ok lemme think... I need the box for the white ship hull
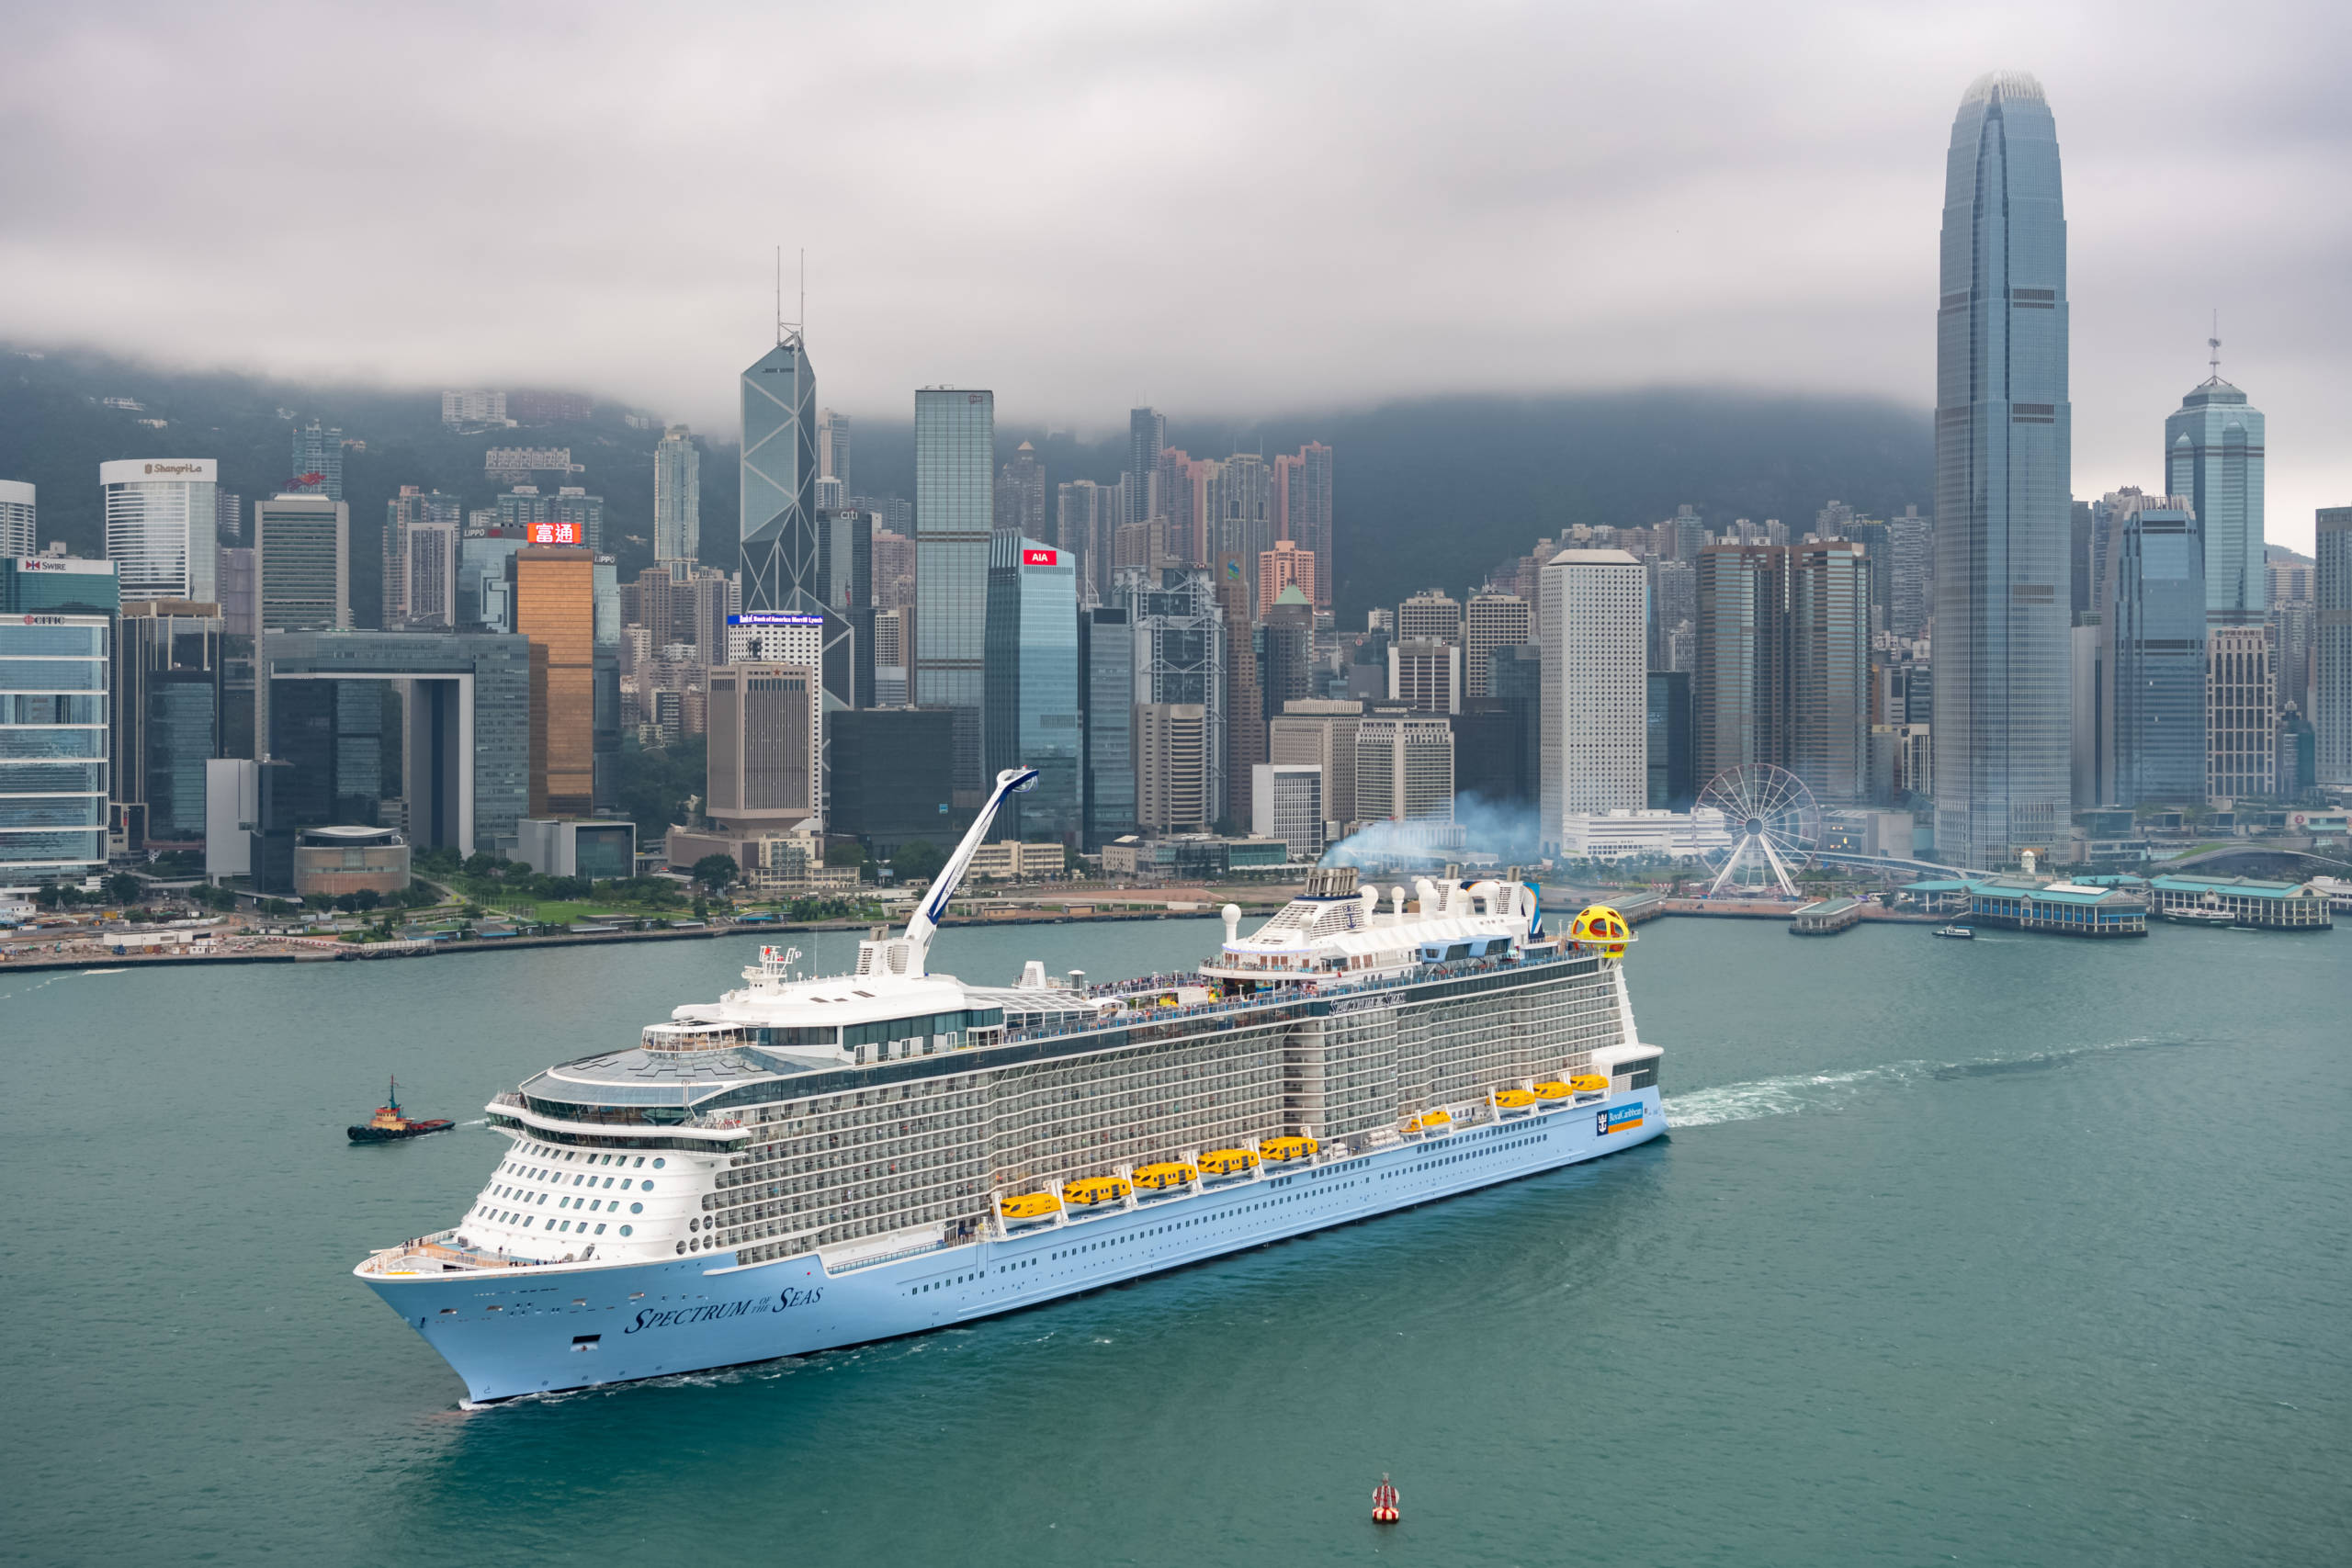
[364,1087,1665,1404]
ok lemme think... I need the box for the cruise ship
[356,769,1667,1403]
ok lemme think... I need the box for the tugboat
[347,1077,454,1143]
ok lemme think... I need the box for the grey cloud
[1,0,2345,541]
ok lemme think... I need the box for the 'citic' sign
[1022,548,1058,566]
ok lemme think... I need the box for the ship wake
[1665,1035,2210,1128]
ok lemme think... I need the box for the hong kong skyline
[3,1,2346,542]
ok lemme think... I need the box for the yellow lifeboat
[1200,1147,1260,1177]
[1062,1176,1132,1206]
[1134,1161,1197,1190]
[1492,1089,1537,1109]
[1531,1080,1574,1100]
[1569,1073,1610,1093]
[1404,1110,1453,1134]
[1568,904,1632,961]
[1000,1191,1062,1221]
[1259,1136,1319,1164]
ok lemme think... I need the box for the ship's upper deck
[489,871,1591,1141]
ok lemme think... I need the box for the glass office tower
[0,613,109,880]
[2165,374,2266,626]
[983,535,1080,842]
[2098,498,2205,806]
[1080,604,1136,850]
[915,388,995,789]
[1933,70,2071,869]
[741,336,820,614]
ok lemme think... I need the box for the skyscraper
[1889,506,1933,641]
[741,336,820,614]
[1463,592,1532,698]
[1269,698,1363,829]
[2206,625,2273,801]
[984,534,1080,843]
[816,408,853,495]
[1214,554,1264,825]
[996,442,1046,544]
[2165,353,2266,626]
[383,485,461,627]
[1258,538,1317,617]
[1273,442,1334,609]
[1538,550,1645,848]
[1788,541,1871,803]
[112,603,226,847]
[2098,495,2204,806]
[0,479,32,555]
[1209,455,1273,606]
[653,424,701,570]
[103,458,219,604]
[254,492,350,632]
[289,419,345,502]
[1125,566,1226,823]
[706,663,820,835]
[0,605,109,881]
[1354,708,1454,823]
[1079,604,1136,850]
[1694,545,1790,783]
[914,388,995,788]
[1057,479,1116,597]
[2313,507,2352,784]
[1396,588,1463,645]
[1260,585,1317,719]
[1134,702,1212,832]
[512,547,597,818]
[1126,408,1167,525]
[1933,71,2071,868]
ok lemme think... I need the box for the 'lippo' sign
[1022,548,1059,566]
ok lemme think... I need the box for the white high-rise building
[1354,709,1454,822]
[102,458,219,604]
[0,479,33,556]
[1539,549,1645,850]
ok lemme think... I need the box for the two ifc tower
[1932,70,2264,871]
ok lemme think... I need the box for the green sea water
[4,917,2346,1566]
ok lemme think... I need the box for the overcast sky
[4,1,2345,545]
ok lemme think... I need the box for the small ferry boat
[1933,925,1975,940]
[348,1077,455,1143]
[2159,906,2235,927]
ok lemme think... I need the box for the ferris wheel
[1698,764,1821,898]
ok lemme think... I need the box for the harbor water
[5,917,2346,1565]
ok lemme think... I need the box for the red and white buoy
[1372,1473,1400,1524]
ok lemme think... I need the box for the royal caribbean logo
[1597,1103,1644,1135]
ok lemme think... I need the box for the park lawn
[486,899,694,926]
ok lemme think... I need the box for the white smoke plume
[1319,794,1545,870]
